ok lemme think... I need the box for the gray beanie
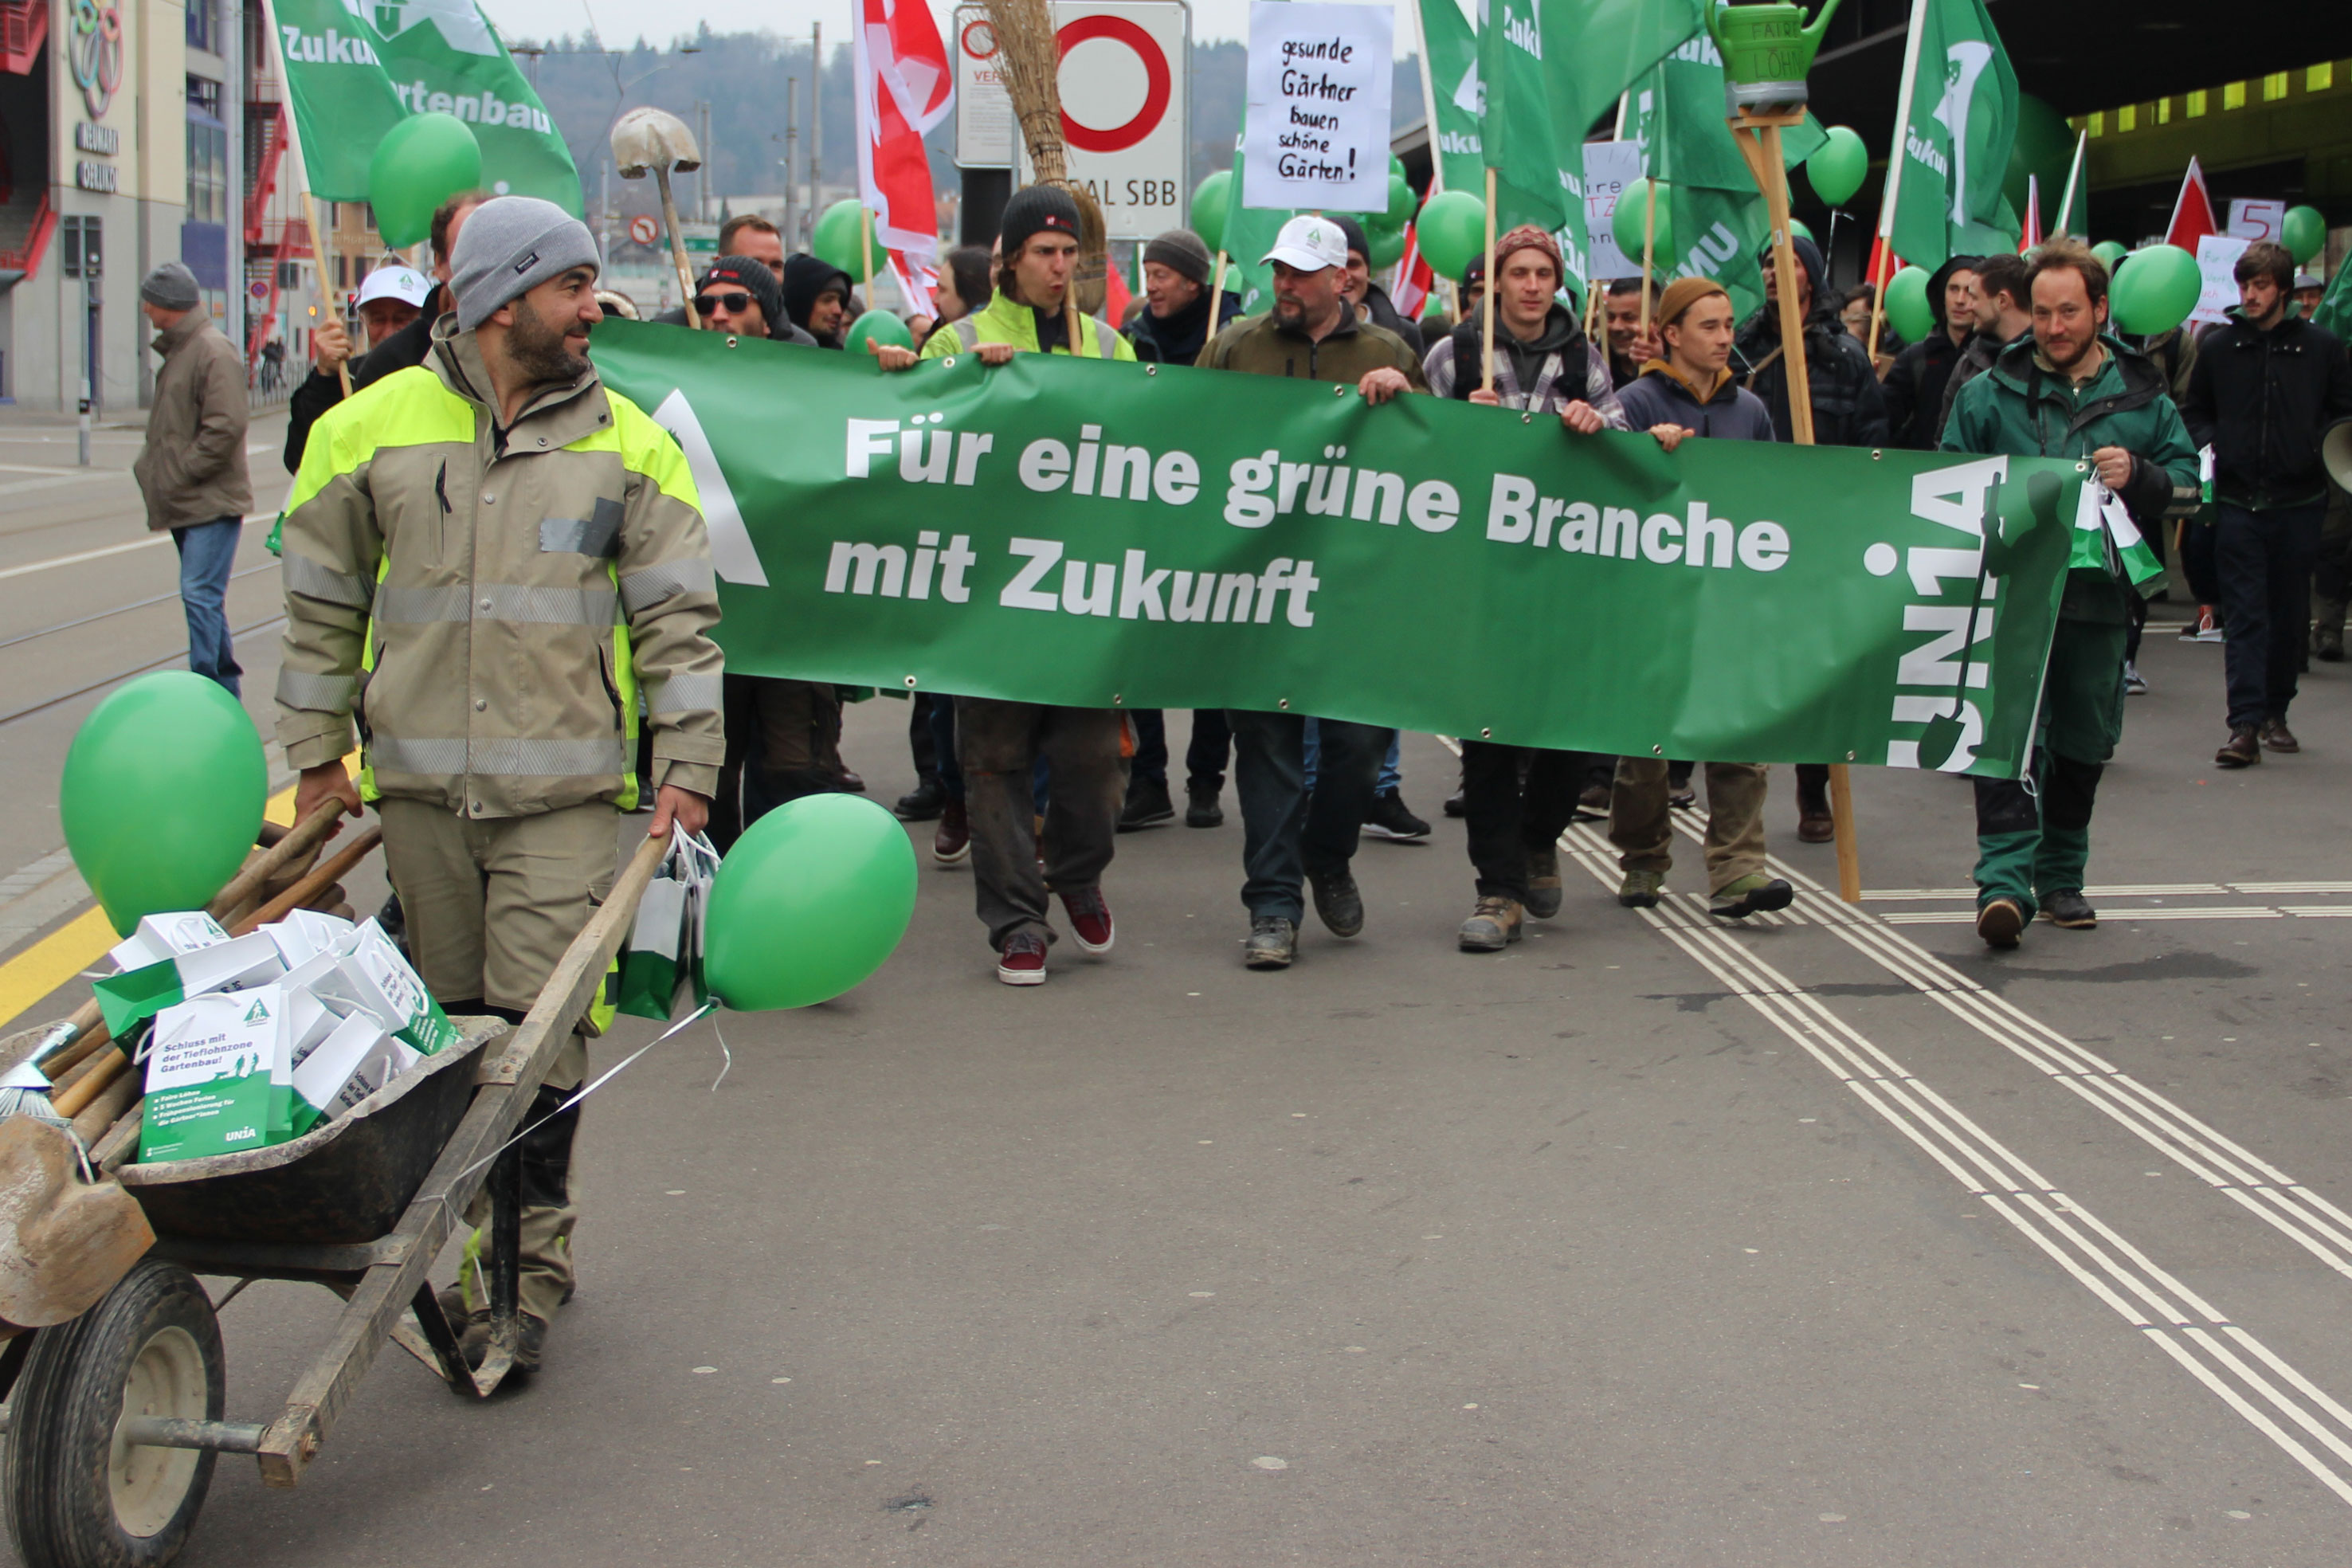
[450,196,599,331]
[1143,229,1212,286]
[139,261,201,312]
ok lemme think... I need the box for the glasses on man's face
[696,292,753,316]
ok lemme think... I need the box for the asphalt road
[3,407,2351,1564]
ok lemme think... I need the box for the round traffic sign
[629,214,659,246]
[1056,15,1170,155]
[960,17,997,59]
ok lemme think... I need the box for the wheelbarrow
[0,832,667,1568]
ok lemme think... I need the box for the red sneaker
[996,931,1049,986]
[1059,887,1115,955]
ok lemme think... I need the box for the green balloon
[1191,171,1232,253]
[1389,154,1407,182]
[842,308,913,354]
[813,199,886,279]
[2282,205,2327,265]
[1805,125,1869,209]
[369,113,483,250]
[1786,218,1813,244]
[2004,93,2074,221]
[1366,222,1406,270]
[1415,188,1487,280]
[1884,265,1936,343]
[1612,178,1674,268]
[702,794,916,1010]
[63,672,266,935]
[2091,240,2129,271]
[1383,173,1418,229]
[2111,244,2201,336]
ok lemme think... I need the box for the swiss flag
[854,0,954,319]
[1390,221,1436,321]
[2165,158,2218,252]
[1865,235,1904,290]
[1103,258,1133,327]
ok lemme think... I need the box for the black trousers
[1460,742,1593,902]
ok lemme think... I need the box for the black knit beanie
[696,256,785,329]
[1000,185,1083,257]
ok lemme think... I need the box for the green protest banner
[589,319,2092,779]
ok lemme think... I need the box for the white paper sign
[1583,141,1644,279]
[2192,233,2250,327]
[1242,0,1393,212]
[2227,199,2285,243]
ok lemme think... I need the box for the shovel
[612,107,706,330]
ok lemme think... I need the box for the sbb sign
[954,1,1190,241]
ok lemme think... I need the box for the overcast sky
[478,0,1443,52]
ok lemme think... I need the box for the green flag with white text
[1476,0,1566,233]
[1887,0,2019,267]
[1538,0,1709,147]
[273,0,582,211]
[1417,0,1483,194]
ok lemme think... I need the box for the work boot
[1523,843,1563,919]
[461,1312,548,1376]
[2040,890,2097,929]
[1710,874,1794,919]
[840,769,867,794]
[1186,785,1225,828]
[1362,788,1432,841]
[1308,866,1366,937]
[1058,887,1115,955]
[1245,916,1297,969]
[2214,726,2262,768]
[2260,717,2300,754]
[996,931,1049,986]
[1976,896,2026,950]
[893,775,946,821]
[1119,776,1175,832]
[1458,896,1525,951]
[1574,783,1610,821]
[1617,869,1663,907]
[934,801,971,863]
[1797,784,1834,844]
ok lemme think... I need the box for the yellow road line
[0,761,343,1031]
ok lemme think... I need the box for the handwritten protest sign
[1242,0,1393,212]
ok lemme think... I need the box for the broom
[981,0,1111,340]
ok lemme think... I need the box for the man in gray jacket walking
[133,261,253,695]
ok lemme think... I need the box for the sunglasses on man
[696,291,755,316]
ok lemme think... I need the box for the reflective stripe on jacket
[274,316,727,818]
[919,290,1137,362]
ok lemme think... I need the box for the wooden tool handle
[229,828,382,936]
[52,1049,127,1119]
[69,1072,139,1146]
[210,800,353,923]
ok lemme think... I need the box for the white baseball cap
[355,265,433,309]
[1261,214,1348,274]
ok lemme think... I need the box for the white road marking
[0,514,273,582]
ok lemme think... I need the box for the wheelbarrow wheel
[2,1260,225,1568]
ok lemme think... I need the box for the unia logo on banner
[351,0,501,54]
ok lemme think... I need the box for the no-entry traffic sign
[954,1,1190,241]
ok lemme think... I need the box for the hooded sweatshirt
[782,254,854,347]
[1616,359,1778,443]
[1424,302,1624,426]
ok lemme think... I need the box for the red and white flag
[2165,157,2218,252]
[1390,221,1436,321]
[853,0,953,319]
[2017,174,2041,254]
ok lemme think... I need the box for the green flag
[1621,37,1825,324]
[2312,258,2352,338]
[1221,135,1292,317]
[274,0,582,211]
[1538,0,1711,149]
[1887,0,2019,267]
[1416,0,1483,195]
[1476,0,1566,233]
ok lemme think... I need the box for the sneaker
[894,776,946,821]
[2215,726,2262,768]
[1458,896,1525,951]
[1710,873,1794,919]
[2181,607,2224,642]
[1245,916,1297,969]
[1362,788,1432,841]
[1118,777,1175,832]
[1442,787,1467,819]
[1523,843,1563,919]
[1185,785,1225,828]
[1059,887,1115,954]
[1976,896,2026,949]
[2040,890,2097,928]
[2123,662,2148,696]
[1617,869,1664,908]
[933,801,971,864]
[1308,866,1365,937]
[2260,717,2300,754]
[1574,783,1610,821]
[996,931,1049,986]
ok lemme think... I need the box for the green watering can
[1706,0,1845,112]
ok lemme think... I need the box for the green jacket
[919,289,1135,362]
[276,317,727,817]
[1942,333,2199,621]
[1198,308,1428,390]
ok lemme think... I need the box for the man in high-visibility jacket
[278,196,727,1374]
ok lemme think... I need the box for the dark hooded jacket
[1731,235,1888,449]
[2178,308,2352,510]
[782,254,854,347]
[1881,256,1982,449]
[1617,360,1778,443]
[1360,281,1425,359]
[282,295,440,475]
[1127,287,1243,365]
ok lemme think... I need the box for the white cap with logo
[355,265,433,309]
[1260,215,1349,274]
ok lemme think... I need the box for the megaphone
[2327,417,2352,493]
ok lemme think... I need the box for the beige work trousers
[1609,759,1770,895]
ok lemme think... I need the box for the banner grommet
[903,676,918,688]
